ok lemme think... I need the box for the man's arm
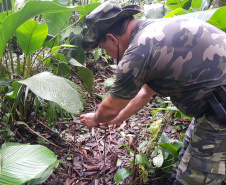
[101,84,155,126]
[80,84,155,128]
[80,92,130,128]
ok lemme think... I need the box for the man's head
[82,0,142,51]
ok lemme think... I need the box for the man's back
[110,18,226,117]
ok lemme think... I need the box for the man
[80,0,226,184]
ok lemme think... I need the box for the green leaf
[78,67,94,91]
[43,11,70,38]
[138,141,148,152]
[0,143,58,184]
[1,142,29,149]
[18,72,83,114]
[122,143,134,155]
[69,58,94,91]
[0,1,86,58]
[164,8,189,18]
[152,108,167,115]
[5,81,23,99]
[166,0,190,10]
[172,140,183,150]
[0,11,13,25]
[94,48,102,61]
[44,34,59,48]
[207,6,226,31]
[79,3,101,18]
[51,53,71,78]
[0,77,13,86]
[57,63,71,79]
[180,133,185,142]
[28,161,58,185]
[160,132,170,144]
[114,168,132,183]
[182,0,192,10]
[191,0,202,9]
[135,153,152,169]
[69,58,83,67]
[15,20,48,56]
[158,143,179,157]
[69,34,85,65]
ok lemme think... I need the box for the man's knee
[175,167,225,185]
[175,151,225,185]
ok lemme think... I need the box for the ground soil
[15,59,226,185]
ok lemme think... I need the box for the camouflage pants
[174,115,226,185]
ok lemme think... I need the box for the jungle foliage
[0,0,225,183]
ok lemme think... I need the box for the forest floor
[17,59,225,185]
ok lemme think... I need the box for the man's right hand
[80,113,99,129]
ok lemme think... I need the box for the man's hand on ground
[80,113,99,129]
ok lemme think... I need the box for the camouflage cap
[82,0,143,51]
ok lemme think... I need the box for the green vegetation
[0,0,225,183]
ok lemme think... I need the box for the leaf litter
[16,59,226,185]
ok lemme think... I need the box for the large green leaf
[79,3,101,18]
[69,59,93,91]
[0,1,101,58]
[0,11,13,25]
[69,34,85,65]
[0,143,58,184]
[207,6,226,31]
[78,67,94,91]
[18,72,83,114]
[15,20,48,57]
[43,11,71,38]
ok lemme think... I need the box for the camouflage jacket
[110,18,226,118]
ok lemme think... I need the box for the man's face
[98,34,118,60]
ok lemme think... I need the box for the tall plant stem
[5,0,8,13]
[26,56,31,77]
[22,55,26,77]
[17,54,20,75]
[5,54,11,78]
[1,1,4,12]
[0,56,2,67]
[9,44,15,75]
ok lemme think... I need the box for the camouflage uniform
[109,18,226,184]
[82,1,226,184]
